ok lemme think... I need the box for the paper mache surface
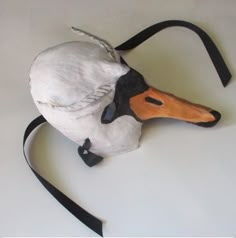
[30,41,142,157]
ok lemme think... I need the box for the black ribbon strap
[116,20,231,87]
[23,115,103,236]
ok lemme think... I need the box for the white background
[0,0,236,236]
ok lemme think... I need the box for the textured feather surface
[30,41,128,112]
[30,41,142,157]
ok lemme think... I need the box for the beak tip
[194,110,221,128]
[210,110,221,123]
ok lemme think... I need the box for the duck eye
[145,96,163,105]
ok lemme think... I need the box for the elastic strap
[116,20,231,87]
[23,20,231,237]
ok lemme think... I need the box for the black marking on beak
[101,68,148,124]
[193,110,221,128]
[101,102,117,124]
[145,96,163,106]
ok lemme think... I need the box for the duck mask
[24,21,231,236]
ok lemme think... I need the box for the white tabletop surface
[0,0,236,237]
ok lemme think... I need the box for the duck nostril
[145,96,163,105]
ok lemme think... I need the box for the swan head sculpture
[29,27,221,160]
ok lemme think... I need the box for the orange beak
[130,87,221,127]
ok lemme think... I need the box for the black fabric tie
[78,138,104,167]
[23,20,231,236]
[23,116,103,236]
[116,20,231,87]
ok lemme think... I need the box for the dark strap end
[78,138,104,167]
[221,71,232,87]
